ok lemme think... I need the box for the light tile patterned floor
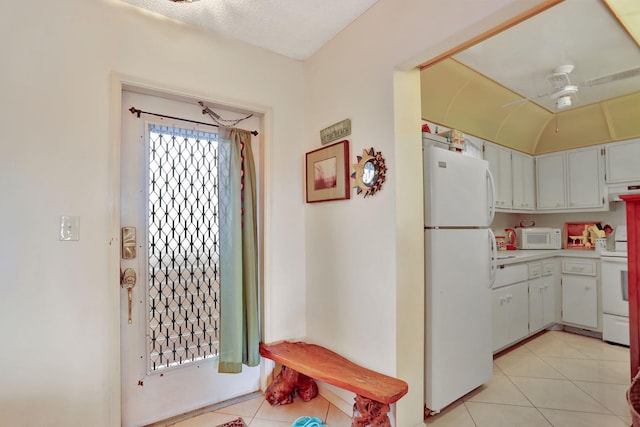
[426,330,632,427]
[171,392,352,427]
[172,331,632,427]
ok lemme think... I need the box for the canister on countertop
[595,238,607,252]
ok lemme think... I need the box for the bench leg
[352,395,391,427]
[264,365,318,406]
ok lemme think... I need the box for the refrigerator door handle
[486,169,496,226]
[488,228,497,288]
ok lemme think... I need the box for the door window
[147,124,221,372]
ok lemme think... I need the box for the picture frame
[305,140,350,203]
[563,222,603,249]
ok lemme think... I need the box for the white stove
[601,225,629,346]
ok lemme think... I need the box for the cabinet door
[542,263,557,326]
[567,147,604,209]
[562,275,598,328]
[536,153,566,210]
[492,281,528,351]
[606,138,640,183]
[492,287,507,352]
[542,276,556,326]
[529,276,544,333]
[512,151,535,210]
[530,273,556,333]
[484,143,512,209]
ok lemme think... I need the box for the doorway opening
[119,89,263,426]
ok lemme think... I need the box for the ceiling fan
[501,64,640,110]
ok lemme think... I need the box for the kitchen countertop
[496,249,602,265]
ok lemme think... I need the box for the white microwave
[516,227,562,250]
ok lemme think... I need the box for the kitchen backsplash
[493,201,627,237]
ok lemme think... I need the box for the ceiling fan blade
[500,90,555,108]
[580,66,640,87]
[501,98,530,108]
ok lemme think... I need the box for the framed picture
[563,222,603,249]
[305,140,350,203]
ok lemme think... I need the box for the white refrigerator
[423,145,497,414]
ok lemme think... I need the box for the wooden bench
[260,341,408,427]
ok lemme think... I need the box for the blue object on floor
[290,416,327,427]
[291,417,310,426]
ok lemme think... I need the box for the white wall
[514,203,627,230]
[492,205,627,252]
[0,1,305,425]
[302,0,548,425]
[0,0,555,425]
[493,203,627,233]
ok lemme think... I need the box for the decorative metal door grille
[147,124,220,371]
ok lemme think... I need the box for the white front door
[120,90,260,426]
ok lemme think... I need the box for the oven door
[601,256,629,317]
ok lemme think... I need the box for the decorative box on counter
[438,129,465,151]
[563,222,604,249]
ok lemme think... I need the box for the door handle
[121,268,136,324]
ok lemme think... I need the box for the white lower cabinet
[492,264,529,352]
[528,260,556,333]
[561,258,599,329]
[492,256,599,354]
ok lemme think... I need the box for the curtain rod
[128,107,259,136]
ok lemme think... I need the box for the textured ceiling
[119,0,380,60]
[420,0,640,155]
[453,0,640,112]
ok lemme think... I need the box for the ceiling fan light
[556,95,572,109]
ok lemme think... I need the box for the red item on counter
[505,228,516,246]
[422,123,431,133]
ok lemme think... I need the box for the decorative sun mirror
[351,147,387,197]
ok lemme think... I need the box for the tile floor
[172,330,633,427]
[426,330,632,427]
[171,391,352,427]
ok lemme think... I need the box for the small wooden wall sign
[320,119,351,145]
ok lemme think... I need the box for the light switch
[60,216,80,241]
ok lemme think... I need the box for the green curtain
[218,127,260,373]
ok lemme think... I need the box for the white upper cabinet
[512,151,535,211]
[484,142,512,209]
[567,147,605,209]
[536,152,566,210]
[605,138,640,183]
[536,146,606,211]
[479,140,609,213]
